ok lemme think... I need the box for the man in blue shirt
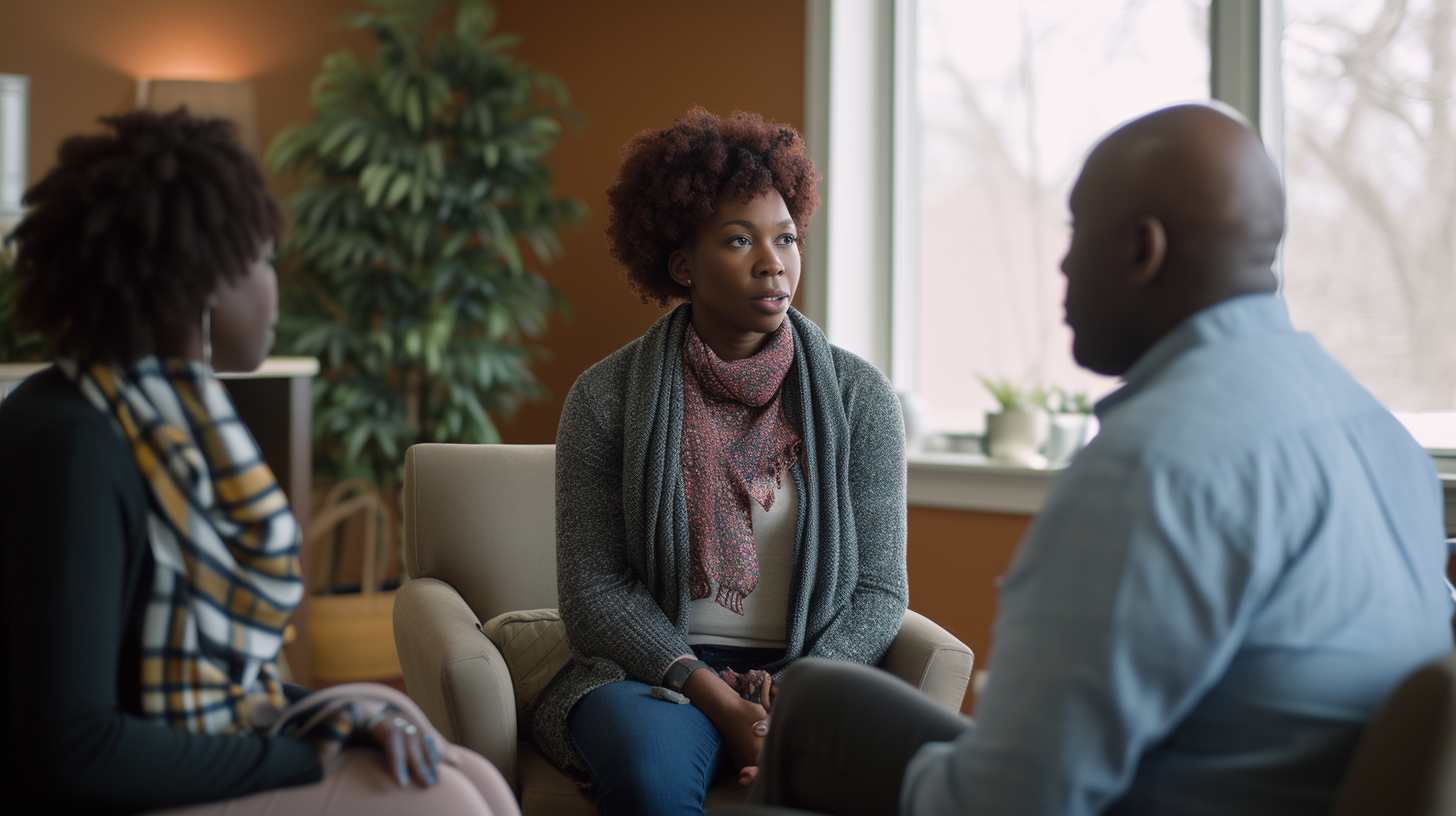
[738,105,1454,815]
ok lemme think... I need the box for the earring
[201,309,212,368]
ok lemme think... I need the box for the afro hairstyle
[605,108,820,306]
[10,107,281,365]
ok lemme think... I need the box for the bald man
[731,106,1454,816]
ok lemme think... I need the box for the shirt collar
[1094,293,1293,418]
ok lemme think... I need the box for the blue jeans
[568,646,784,816]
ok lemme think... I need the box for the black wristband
[662,659,710,693]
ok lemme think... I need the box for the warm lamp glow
[138,79,258,154]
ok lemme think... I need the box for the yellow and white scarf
[61,357,303,734]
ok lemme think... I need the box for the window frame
[802,0,1277,391]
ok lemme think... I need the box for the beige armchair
[393,443,975,815]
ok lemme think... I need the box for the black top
[0,368,321,815]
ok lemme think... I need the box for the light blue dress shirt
[902,294,1453,816]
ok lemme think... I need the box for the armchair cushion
[480,609,572,725]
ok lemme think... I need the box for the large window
[912,0,1210,433]
[809,0,1456,453]
[1282,0,1456,429]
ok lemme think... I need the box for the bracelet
[661,658,710,693]
[363,704,399,732]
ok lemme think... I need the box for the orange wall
[908,506,1030,711]
[0,0,371,198]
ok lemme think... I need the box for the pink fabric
[680,322,800,614]
[144,746,517,816]
[144,682,520,816]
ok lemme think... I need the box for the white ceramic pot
[1044,412,1092,465]
[985,408,1042,464]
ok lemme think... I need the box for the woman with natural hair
[529,108,908,815]
[0,109,516,816]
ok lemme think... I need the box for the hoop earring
[201,309,212,368]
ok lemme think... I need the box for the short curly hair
[10,107,281,365]
[606,108,820,305]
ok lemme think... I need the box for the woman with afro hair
[0,109,518,815]
[530,108,908,815]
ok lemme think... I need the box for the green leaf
[482,206,522,273]
[384,171,414,207]
[405,84,425,133]
[454,0,495,41]
[440,229,470,259]
[340,132,371,166]
[424,141,445,178]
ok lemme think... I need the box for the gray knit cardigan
[529,304,908,780]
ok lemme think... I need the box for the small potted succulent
[1043,387,1096,465]
[977,374,1047,465]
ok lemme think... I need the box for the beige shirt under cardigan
[687,477,799,649]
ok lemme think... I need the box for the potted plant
[977,374,1047,465]
[1043,386,1096,465]
[266,0,586,682]
[268,0,586,490]
[0,244,46,365]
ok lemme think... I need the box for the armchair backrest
[402,443,558,620]
[1330,648,1456,815]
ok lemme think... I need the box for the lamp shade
[0,74,28,235]
[138,79,258,154]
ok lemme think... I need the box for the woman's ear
[667,248,693,290]
[1127,215,1166,287]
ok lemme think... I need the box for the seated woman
[0,109,516,816]
[527,108,909,816]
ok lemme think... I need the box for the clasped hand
[685,669,780,786]
[305,701,441,787]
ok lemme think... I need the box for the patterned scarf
[680,322,801,614]
[60,357,303,735]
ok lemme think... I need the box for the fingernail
[426,767,438,786]
[398,762,408,787]
[425,734,439,763]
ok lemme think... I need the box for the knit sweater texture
[529,305,909,779]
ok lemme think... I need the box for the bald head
[1060,104,1285,375]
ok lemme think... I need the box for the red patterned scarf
[681,322,801,614]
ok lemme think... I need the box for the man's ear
[1127,215,1166,287]
[667,248,693,289]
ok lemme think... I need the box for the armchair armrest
[878,609,975,713]
[393,577,519,787]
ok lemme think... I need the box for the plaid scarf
[60,357,302,734]
[680,323,800,614]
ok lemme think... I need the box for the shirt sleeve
[3,404,321,813]
[901,448,1265,816]
[554,376,695,686]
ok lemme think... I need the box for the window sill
[909,452,1456,531]
[907,452,1059,515]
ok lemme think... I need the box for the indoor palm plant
[266,0,585,681]
[268,0,585,492]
